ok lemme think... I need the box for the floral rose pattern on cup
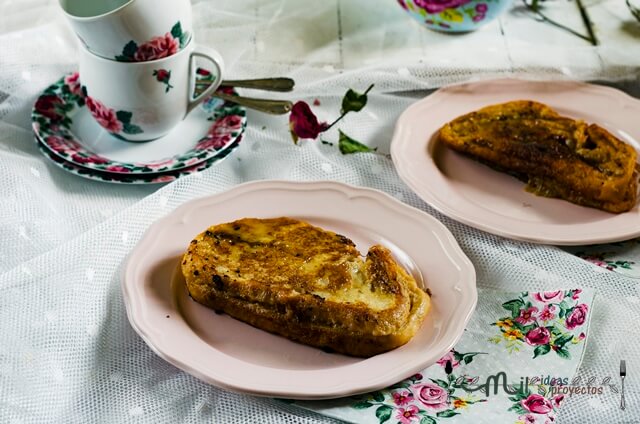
[85,96,123,134]
[350,349,487,423]
[489,290,589,359]
[115,22,189,62]
[84,93,143,136]
[153,69,174,92]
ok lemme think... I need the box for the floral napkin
[566,238,640,279]
[291,288,595,424]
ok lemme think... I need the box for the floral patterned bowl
[397,0,512,32]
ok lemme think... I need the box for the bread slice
[181,217,430,357]
[438,100,639,213]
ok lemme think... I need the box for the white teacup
[60,0,192,62]
[79,40,224,142]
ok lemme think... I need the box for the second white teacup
[79,40,224,142]
[60,0,192,62]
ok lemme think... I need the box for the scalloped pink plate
[391,79,640,245]
[122,181,476,399]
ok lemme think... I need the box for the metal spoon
[214,91,293,115]
[220,77,295,92]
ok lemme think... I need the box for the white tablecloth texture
[1,0,639,422]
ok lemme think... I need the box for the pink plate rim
[391,78,640,246]
[121,180,477,399]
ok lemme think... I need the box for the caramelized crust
[438,100,639,213]
[182,217,430,357]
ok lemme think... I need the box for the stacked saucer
[32,69,246,184]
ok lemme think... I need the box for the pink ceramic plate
[122,180,476,399]
[391,79,640,245]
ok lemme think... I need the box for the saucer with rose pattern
[35,134,242,184]
[32,69,246,174]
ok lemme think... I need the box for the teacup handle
[186,46,225,115]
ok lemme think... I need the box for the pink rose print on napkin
[392,390,414,406]
[85,96,123,134]
[565,304,588,330]
[516,306,539,325]
[533,291,564,303]
[522,394,553,414]
[490,289,591,359]
[511,391,560,423]
[525,327,551,346]
[413,0,472,14]
[396,405,420,424]
[552,394,565,408]
[538,305,556,322]
[347,350,486,422]
[412,383,449,412]
[436,351,460,369]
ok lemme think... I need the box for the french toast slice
[438,100,639,213]
[181,217,430,357]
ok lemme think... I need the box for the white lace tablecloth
[1,0,639,423]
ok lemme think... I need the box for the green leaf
[420,416,437,424]
[559,299,573,310]
[389,382,411,390]
[116,110,132,124]
[555,347,571,359]
[171,21,183,39]
[436,410,459,418]
[371,391,385,402]
[123,123,143,135]
[179,32,189,48]
[341,84,374,114]
[375,405,393,424]
[352,401,373,409]
[502,299,525,318]
[122,40,138,59]
[430,379,449,389]
[533,344,551,358]
[338,130,376,154]
[555,333,574,347]
[508,404,527,415]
